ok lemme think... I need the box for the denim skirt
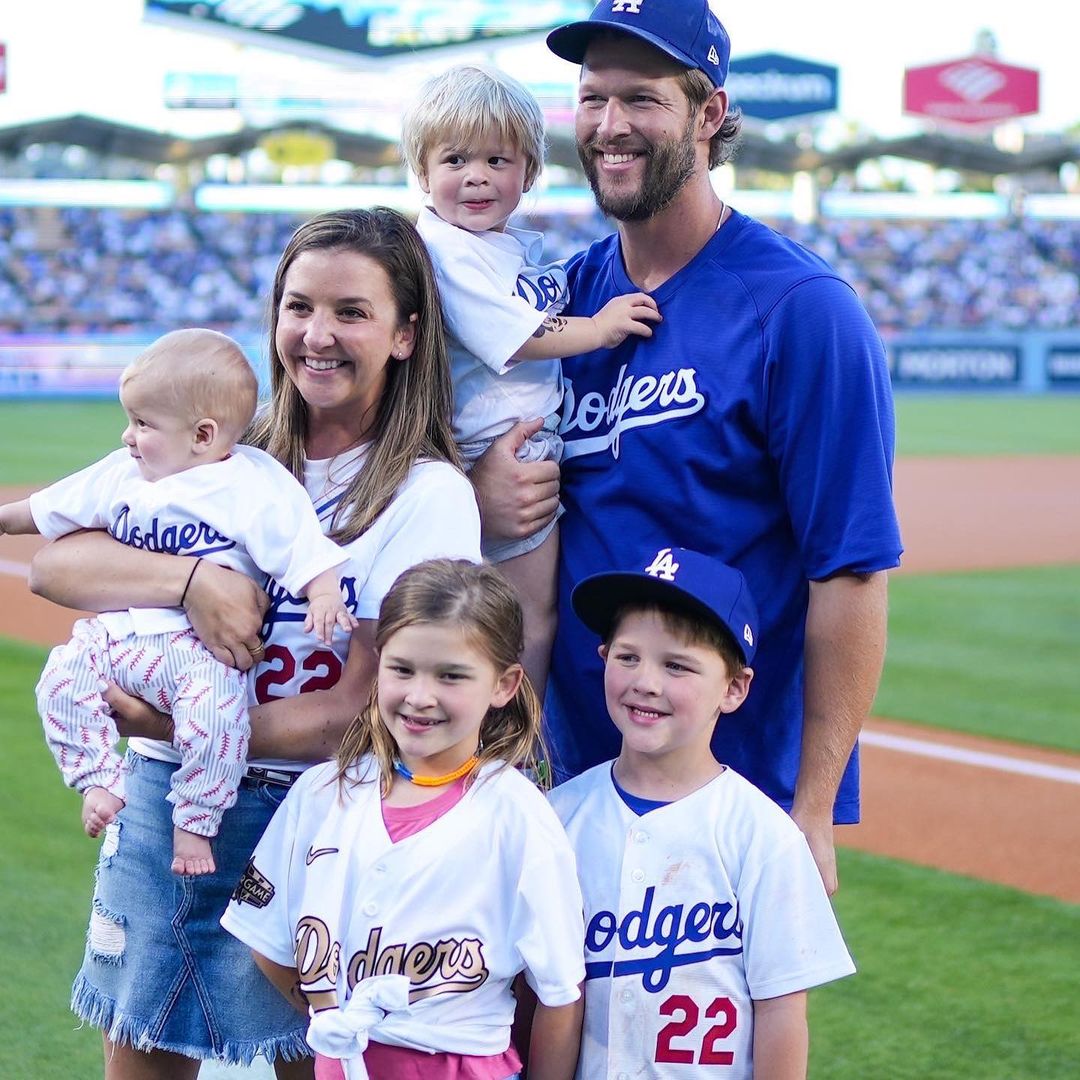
[71,752,310,1064]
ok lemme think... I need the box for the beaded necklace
[392,754,479,787]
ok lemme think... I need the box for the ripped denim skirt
[71,751,310,1065]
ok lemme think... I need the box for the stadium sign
[903,56,1039,125]
[145,1,591,62]
[725,53,838,121]
[890,345,1020,387]
[1047,350,1080,385]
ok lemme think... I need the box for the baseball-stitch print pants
[36,617,249,837]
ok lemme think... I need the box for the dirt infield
[2,455,1079,903]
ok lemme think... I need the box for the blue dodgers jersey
[548,211,903,821]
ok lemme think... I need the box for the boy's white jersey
[550,763,855,1079]
[222,757,585,1055]
[28,445,348,639]
[417,206,566,444]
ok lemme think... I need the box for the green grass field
[0,400,126,486]
[3,636,1077,1079]
[1,394,1077,1076]
[876,565,1080,752]
[0,393,1078,486]
[894,393,1080,456]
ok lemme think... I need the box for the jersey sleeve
[27,449,131,539]
[220,782,304,969]
[353,463,481,620]
[509,796,586,1007]
[738,829,856,1000]
[762,276,903,579]
[421,222,548,373]
[239,455,351,597]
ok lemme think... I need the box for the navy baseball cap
[547,0,731,89]
[572,546,758,665]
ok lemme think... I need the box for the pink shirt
[313,778,522,1080]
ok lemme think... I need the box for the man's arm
[791,570,888,895]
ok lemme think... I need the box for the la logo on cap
[644,547,679,581]
[612,0,645,13]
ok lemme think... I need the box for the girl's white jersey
[222,757,585,1055]
[550,763,855,1079]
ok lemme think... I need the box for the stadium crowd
[2,205,1077,336]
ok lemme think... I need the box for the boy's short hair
[572,546,759,667]
[604,600,747,676]
[121,328,257,443]
[401,64,547,189]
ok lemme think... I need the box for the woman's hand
[183,560,270,671]
[104,681,175,742]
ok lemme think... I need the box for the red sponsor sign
[0,43,6,95]
[904,55,1039,125]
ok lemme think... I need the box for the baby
[0,328,357,874]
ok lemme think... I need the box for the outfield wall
[1,330,1078,398]
[886,330,1080,392]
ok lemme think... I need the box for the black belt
[241,766,302,789]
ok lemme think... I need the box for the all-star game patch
[232,858,275,908]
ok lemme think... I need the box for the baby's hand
[591,292,661,348]
[304,592,359,645]
[82,787,125,838]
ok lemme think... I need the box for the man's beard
[578,118,697,222]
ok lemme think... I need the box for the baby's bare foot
[172,827,216,876]
[82,787,125,838]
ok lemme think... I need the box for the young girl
[401,65,662,697]
[221,559,585,1079]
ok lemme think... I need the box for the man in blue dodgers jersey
[475,0,902,895]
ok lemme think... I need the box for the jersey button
[363,902,378,916]
[631,868,645,883]
[620,988,633,1004]
[634,831,649,844]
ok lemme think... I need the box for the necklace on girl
[393,755,479,787]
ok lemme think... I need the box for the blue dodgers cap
[547,0,730,89]
[572,546,758,665]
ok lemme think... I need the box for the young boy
[0,328,358,875]
[401,64,661,696]
[550,546,855,1079]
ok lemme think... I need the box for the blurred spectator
[1,206,1077,336]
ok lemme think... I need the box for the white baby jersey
[550,763,855,1079]
[28,445,348,640]
[222,757,585,1055]
[417,206,566,443]
[123,448,478,770]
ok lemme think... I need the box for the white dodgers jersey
[550,764,855,1078]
